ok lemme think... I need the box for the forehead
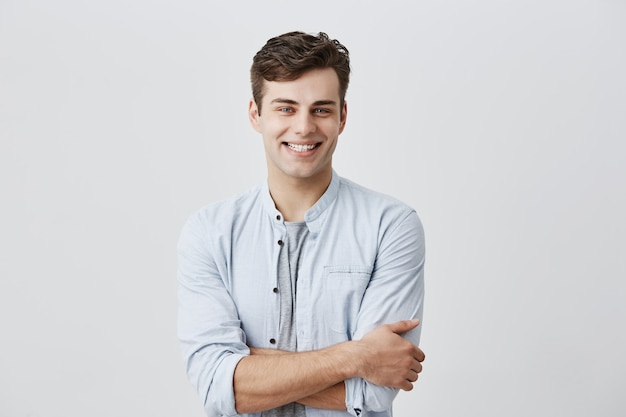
[262,68,341,105]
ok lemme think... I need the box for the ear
[338,100,348,134]
[248,98,262,133]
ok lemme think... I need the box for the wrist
[330,340,363,380]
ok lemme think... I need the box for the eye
[313,108,330,114]
[278,107,294,113]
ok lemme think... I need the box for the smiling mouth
[284,142,320,152]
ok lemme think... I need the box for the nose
[294,111,316,136]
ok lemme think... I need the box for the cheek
[323,117,343,132]
[324,124,343,138]
[263,118,289,134]
[261,121,291,144]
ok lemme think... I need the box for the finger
[387,319,420,334]
[414,347,426,362]
[400,380,414,391]
[411,361,423,374]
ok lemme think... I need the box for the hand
[355,319,425,391]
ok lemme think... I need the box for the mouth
[284,142,321,152]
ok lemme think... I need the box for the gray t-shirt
[262,222,309,417]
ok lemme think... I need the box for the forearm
[234,343,356,413]
[297,382,346,410]
[247,348,346,410]
[235,320,423,414]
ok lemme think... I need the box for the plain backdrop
[1,1,625,416]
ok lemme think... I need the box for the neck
[268,170,332,222]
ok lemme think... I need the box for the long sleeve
[177,212,250,417]
[344,210,425,415]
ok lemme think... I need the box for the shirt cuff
[345,375,398,415]
[344,377,364,416]
[209,353,247,417]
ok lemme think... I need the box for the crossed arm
[234,320,425,414]
[178,209,425,415]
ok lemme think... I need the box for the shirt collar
[261,170,340,236]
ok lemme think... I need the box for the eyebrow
[270,98,337,107]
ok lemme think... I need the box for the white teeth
[287,143,317,152]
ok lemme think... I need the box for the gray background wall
[1,1,624,416]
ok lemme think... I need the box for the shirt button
[276,215,281,221]
[277,239,284,246]
[273,287,279,293]
[269,338,276,344]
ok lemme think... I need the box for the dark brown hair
[250,31,350,114]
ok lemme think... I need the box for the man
[178,31,425,417]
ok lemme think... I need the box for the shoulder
[336,175,416,217]
[332,174,425,252]
[332,175,423,237]
[181,183,264,236]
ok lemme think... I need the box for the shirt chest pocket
[321,265,372,338]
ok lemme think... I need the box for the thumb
[387,319,420,334]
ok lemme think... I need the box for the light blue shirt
[177,171,425,417]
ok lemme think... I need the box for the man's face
[249,68,347,185]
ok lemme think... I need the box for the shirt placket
[266,211,286,348]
